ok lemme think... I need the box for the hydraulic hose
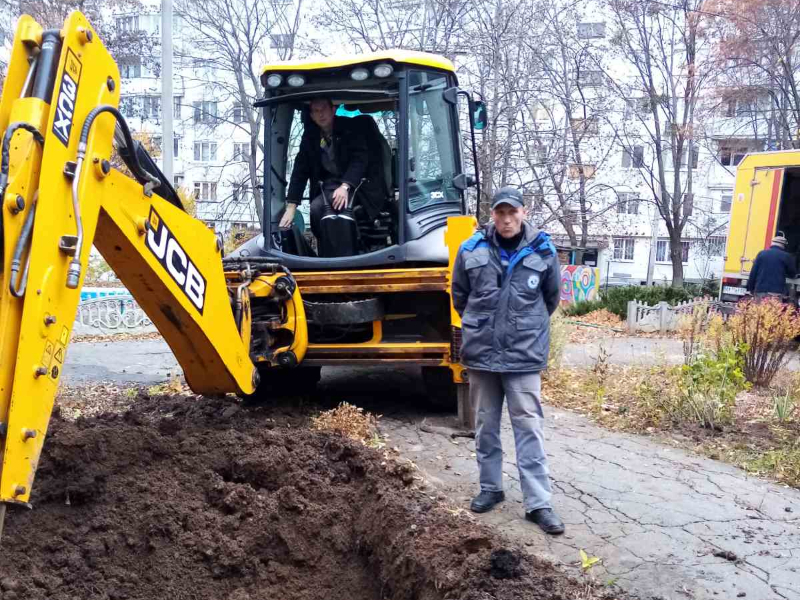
[0,123,45,266]
[65,105,164,288]
[9,197,37,297]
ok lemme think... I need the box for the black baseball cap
[491,186,524,209]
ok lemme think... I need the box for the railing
[74,296,157,336]
[626,297,734,333]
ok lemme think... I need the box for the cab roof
[260,49,456,76]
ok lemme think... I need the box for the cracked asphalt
[65,339,800,599]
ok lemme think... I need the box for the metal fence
[74,296,157,336]
[626,297,734,334]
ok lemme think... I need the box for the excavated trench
[0,391,599,600]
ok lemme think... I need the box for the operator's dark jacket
[452,222,561,373]
[746,245,796,295]
[286,116,386,219]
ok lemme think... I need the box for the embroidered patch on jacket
[527,274,540,290]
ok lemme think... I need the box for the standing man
[746,235,796,300]
[451,186,564,535]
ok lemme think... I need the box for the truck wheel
[241,366,321,403]
[422,366,458,409]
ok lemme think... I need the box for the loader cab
[242,51,483,270]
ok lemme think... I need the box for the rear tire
[422,366,458,409]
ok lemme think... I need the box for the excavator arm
[0,12,306,536]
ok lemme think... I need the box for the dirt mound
[0,391,604,600]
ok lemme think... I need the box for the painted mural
[560,266,600,305]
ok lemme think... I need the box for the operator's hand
[331,184,349,210]
[279,203,297,230]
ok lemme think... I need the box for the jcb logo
[145,208,207,314]
[52,50,82,146]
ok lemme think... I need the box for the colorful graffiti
[560,266,599,305]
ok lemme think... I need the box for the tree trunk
[670,234,684,288]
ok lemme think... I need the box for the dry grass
[543,365,800,489]
[310,401,381,442]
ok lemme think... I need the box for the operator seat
[348,114,395,250]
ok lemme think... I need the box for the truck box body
[721,151,800,302]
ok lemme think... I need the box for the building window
[719,192,733,213]
[193,181,218,202]
[270,33,295,49]
[174,174,184,188]
[119,96,137,118]
[193,141,217,162]
[233,142,250,161]
[621,145,644,168]
[142,96,160,119]
[577,22,606,39]
[578,70,603,87]
[193,101,218,124]
[656,239,690,263]
[568,164,596,179]
[664,144,699,170]
[570,117,599,136]
[232,102,247,123]
[624,97,650,120]
[616,192,639,215]
[120,56,142,79]
[232,184,249,203]
[174,96,182,119]
[173,136,180,159]
[718,145,749,167]
[706,236,726,256]
[116,15,139,32]
[613,237,635,261]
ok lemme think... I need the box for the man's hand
[331,184,349,210]
[279,203,297,229]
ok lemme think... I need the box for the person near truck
[451,186,565,535]
[746,235,796,299]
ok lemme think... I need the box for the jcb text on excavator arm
[0,12,306,537]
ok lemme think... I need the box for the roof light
[287,74,306,87]
[266,73,283,87]
[350,67,369,81]
[373,63,393,78]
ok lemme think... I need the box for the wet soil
[0,391,607,600]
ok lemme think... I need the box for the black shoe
[470,491,505,513]
[525,508,565,535]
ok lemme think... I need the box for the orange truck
[721,150,800,302]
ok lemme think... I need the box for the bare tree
[602,0,714,287]
[710,0,800,150]
[175,0,307,228]
[1,0,157,72]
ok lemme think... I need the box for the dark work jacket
[451,222,561,373]
[746,245,796,294]
[286,116,386,219]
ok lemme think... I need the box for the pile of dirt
[0,392,608,600]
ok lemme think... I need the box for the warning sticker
[41,341,54,369]
[60,326,70,346]
[54,345,65,365]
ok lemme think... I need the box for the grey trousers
[470,369,552,511]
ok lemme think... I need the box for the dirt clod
[713,549,738,561]
[1,391,614,599]
[490,548,523,579]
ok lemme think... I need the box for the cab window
[408,70,459,212]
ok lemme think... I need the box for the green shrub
[562,299,605,317]
[678,343,748,430]
[600,285,695,318]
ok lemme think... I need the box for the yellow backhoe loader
[0,12,487,536]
